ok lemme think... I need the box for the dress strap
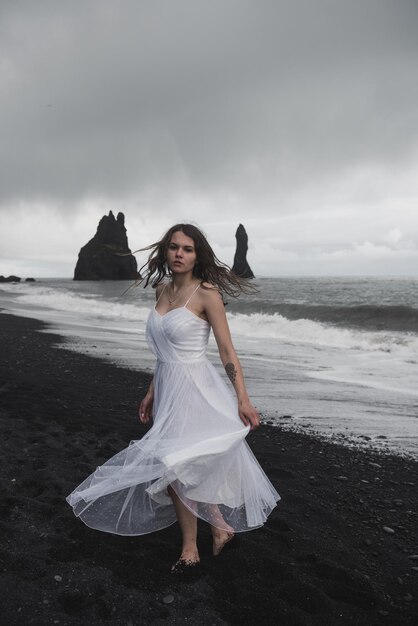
[154,283,168,307]
[184,282,201,307]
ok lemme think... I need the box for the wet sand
[0,312,417,625]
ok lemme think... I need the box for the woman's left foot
[212,531,235,556]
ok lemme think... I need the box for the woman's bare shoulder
[155,282,167,299]
[198,282,223,306]
[200,281,220,294]
[199,280,215,289]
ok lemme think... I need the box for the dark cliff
[74,211,138,280]
[232,224,254,278]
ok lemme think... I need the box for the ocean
[1,276,418,458]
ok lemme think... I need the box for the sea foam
[3,282,418,358]
[226,311,418,355]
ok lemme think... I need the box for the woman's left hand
[239,399,261,430]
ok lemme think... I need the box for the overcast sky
[1,0,418,277]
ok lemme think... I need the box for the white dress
[66,286,280,535]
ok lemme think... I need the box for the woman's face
[166,230,197,276]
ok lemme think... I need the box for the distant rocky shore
[0,275,35,283]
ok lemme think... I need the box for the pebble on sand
[163,595,174,605]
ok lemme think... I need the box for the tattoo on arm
[225,362,237,385]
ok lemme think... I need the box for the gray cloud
[1,1,418,275]
[1,0,418,204]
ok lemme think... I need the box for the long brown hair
[136,223,255,297]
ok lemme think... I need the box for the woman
[67,224,280,574]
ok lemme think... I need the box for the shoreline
[1,312,417,624]
[2,280,418,460]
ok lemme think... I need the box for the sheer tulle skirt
[67,358,280,536]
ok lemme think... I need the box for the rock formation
[0,275,21,283]
[232,224,254,278]
[74,211,138,280]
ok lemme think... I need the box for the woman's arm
[202,287,260,430]
[139,378,154,424]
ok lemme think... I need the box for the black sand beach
[1,312,417,625]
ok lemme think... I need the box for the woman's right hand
[138,392,154,424]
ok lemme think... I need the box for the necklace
[167,281,197,305]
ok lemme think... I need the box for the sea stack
[74,211,138,280]
[232,224,254,278]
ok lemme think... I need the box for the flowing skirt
[66,358,280,536]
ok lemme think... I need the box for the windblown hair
[135,223,255,297]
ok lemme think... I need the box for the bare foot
[211,528,235,556]
[181,547,200,562]
[171,547,200,572]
